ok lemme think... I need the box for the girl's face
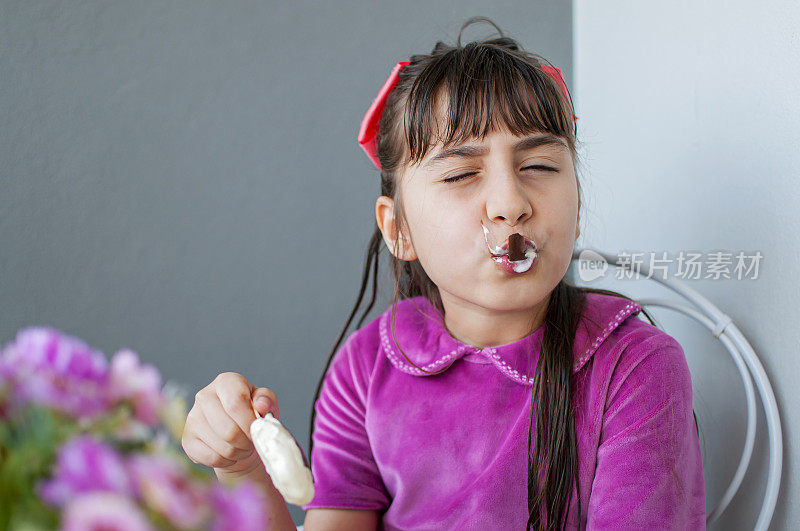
[375,123,580,347]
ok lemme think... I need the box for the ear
[375,196,418,261]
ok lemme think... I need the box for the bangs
[403,46,575,165]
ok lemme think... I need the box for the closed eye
[442,165,558,183]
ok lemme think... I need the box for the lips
[498,238,537,254]
[496,251,538,273]
[491,237,538,258]
[481,222,539,259]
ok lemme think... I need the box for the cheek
[417,212,472,267]
[406,186,468,237]
[406,199,473,271]
[539,190,579,245]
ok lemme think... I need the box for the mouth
[480,222,540,274]
[493,238,538,259]
[487,236,539,261]
[494,249,538,274]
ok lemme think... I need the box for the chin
[454,285,551,312]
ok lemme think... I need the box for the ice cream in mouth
[482,223,539,258]
[481,222,539,274]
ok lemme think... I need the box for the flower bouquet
[0,327,271,530]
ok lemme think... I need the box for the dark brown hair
[308,16,699,530]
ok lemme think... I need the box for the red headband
[357,61,577,171]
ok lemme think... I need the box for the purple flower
[37,435,135,507]
[210,481,271,531]
[128,453,210,529]
[0,327,111,419]
[108,349,165,426]
[60,491,154,531]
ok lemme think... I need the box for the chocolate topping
[508,233,526,261]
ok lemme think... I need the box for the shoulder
[577,291,693,404]
[576,291,683,363]
[331,295,445,377]
[325,310,385,389]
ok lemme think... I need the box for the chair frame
[571,248,782,530]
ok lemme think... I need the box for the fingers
[197,385,252,451]
[212,375,262,443]
[181,372,283,473]
[182,405,242,468]
[252,387,280,420]
[183,432,237,469]
[195,399,254,459]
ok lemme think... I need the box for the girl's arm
[217,465,381,530]
[215,462,298,530]
[301,332,391,516]
[586,337,706,529]
[303,508,380,530]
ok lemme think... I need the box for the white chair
[571,248,782,530]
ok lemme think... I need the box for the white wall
[573,1,799,529]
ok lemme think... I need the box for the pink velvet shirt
[301,293,706,529]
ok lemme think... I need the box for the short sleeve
[301,333,390,512]
[586,337,706,530]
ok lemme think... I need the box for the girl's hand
[181,371,281,482]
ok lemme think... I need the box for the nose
[484,168,532,226]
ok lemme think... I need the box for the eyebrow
[422,134,568,169]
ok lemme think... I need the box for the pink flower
[37,435,135,507]
[108,349,165,426]
[60,491,154,531]
[0,327,111,420]
[210,481,271,531]
[127,453,210,529]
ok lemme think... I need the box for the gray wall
[574,1,799,529]
[0,1,572,524]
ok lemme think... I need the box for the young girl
[302,17,706,529]
[182,16,706,531]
